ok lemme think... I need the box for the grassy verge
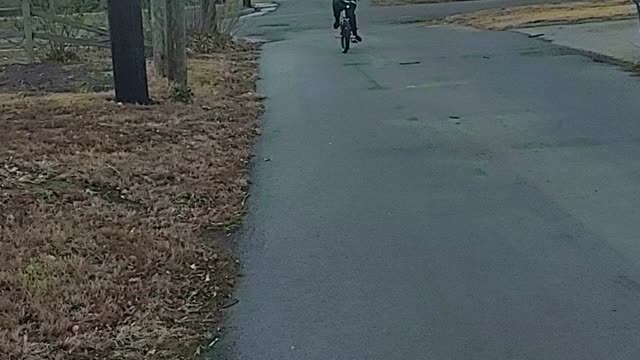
[432,0,635,30]
[373,0,473,6]
[0,44,262,359]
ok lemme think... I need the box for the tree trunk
[167,0,187,89]
[150,0,167,76]
[107,0,150,104]
[22,0,34,63]
[200,0,217,33]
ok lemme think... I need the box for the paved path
[519,19,640,65]
[239,0,573,39]
[213,1,640,359]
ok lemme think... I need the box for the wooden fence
[1,0,248,64]
[0,0,109,62]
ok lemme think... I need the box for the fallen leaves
[0,46,263,359]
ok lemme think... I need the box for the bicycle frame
[338,0,357,53]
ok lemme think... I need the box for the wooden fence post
[21,0,34,63]
[150,0,167,77]
[167,0,187,90]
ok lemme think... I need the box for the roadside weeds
[0,45,263,359]
[432,0,635,30]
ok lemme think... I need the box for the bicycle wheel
[341,20,351,54]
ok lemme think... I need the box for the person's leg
[332,0,342,29]
[347,4,362,41]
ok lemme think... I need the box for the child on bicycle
[332,0,362,42]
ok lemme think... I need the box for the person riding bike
[332,0,363,42]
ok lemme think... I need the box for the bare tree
[167,0,187,90]
[150,0,167,76]
[197,0,217,33]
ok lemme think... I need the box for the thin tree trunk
[200,0,217,33]
[167,0,187,89]
[22,0,34,63]
[150,0,167,76]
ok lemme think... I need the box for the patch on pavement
[512,137,603,151]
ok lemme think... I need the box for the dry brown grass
[435,0,635,30]
[0,46,263,359]
[372,0,472,7]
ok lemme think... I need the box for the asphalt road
[238,0,573,39]
[212,1,640,359]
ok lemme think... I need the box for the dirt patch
[0,44,263,359]
[433,0,635,30]
[0,61,112,93]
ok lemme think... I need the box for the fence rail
[1,0,250,63]
[0,7,20,17]
[0,0,110,62]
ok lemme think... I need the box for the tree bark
[107,0,150,104]
[167,0,187,89]
[22,0,34,63]
[150,0,167,76]
[200,0,217,33]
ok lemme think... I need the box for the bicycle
[339,0,357,53]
